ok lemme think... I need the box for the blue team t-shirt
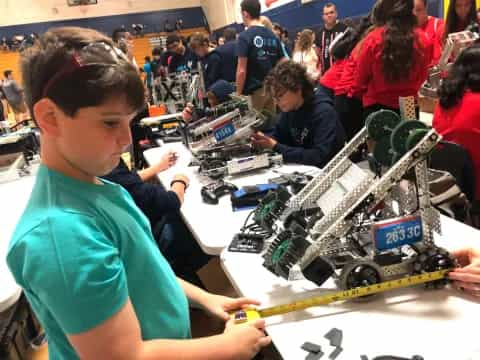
[216,41,238,83]
[7,165,190,360]
[168,47,198,73]
[236,25,283,95]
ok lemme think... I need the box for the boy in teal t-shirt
[7,27,270,359]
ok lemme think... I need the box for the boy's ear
[33,98,62,136]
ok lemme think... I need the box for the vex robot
[153,63,206,113]
[421,30,479,99]
[187,96,282,179]
[247,102,455,291]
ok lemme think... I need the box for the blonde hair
[295,29,314,53]
[189,32,210,50]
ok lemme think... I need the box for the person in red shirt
[443,0,478,43]
[354,0,433,119]
[318,20,357,100]
[414,0,444,65]
[433,42,480,200]
[327,16,373,140]
[319,58,347,100]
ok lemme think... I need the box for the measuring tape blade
[234,269,451,324]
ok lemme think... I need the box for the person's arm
[69,298,271,360]
[272,107,339,167]
[276,38,288,64]
[448,248,480,297]
[177,278,263,321]
[236,34,249,95]
[307,49,320,80]
[236,57,248,95]
[169,174,189,204]
[12,80,23,93]
[137,150,177,181]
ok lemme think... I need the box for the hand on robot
[449,247,480,297]
[250,131,277,150]
[181,103,195,123]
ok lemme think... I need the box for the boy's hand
[222,318,271,360]
[182,103,194,123]
[201,294,260,321]
[449,248,480,297]
[250,131,277,149]
[155,150,178,172]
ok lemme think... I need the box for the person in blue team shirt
[143,56,153,101]
[236,0,285,116]
[216,27,238,82]
[166,34,198,73]
[7,27,270,360]
[251,60,345,168]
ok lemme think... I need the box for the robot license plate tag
[374,215,423,251]
[213,121,236,142]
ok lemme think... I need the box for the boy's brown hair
[21,27,145,124]
[264,60,314,102]
[188,32,210,50]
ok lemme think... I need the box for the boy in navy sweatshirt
[251,61,345,168]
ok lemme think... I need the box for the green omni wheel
[406,128,430,151]
[271,239,292,265]
[366,110,401,141]
[263,230,309,279]
[373,136,395,166]
[390,120,427,155]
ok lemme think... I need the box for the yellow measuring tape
[234,269,451,324]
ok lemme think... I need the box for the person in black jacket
[251,60,345,168]
[102,154,211,286]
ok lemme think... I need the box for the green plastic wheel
[271,239,291,265]
[373,136,395,166]
[366,110,401,141]
[390,121,427,155]
[406,128,430,151]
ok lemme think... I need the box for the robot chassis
[251,110,456,292]
[187,98,282,178]
[152,63,206,113]
[420,30,479,99]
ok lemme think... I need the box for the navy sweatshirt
[102,159,181,225]
[272,87,345,168]
[202,50,223,90]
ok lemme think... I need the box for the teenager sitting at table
[103,153,211,286]
[250,61,345,168]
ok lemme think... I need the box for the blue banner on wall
[216,0,444,38]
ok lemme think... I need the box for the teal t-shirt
[7,165,191,359]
